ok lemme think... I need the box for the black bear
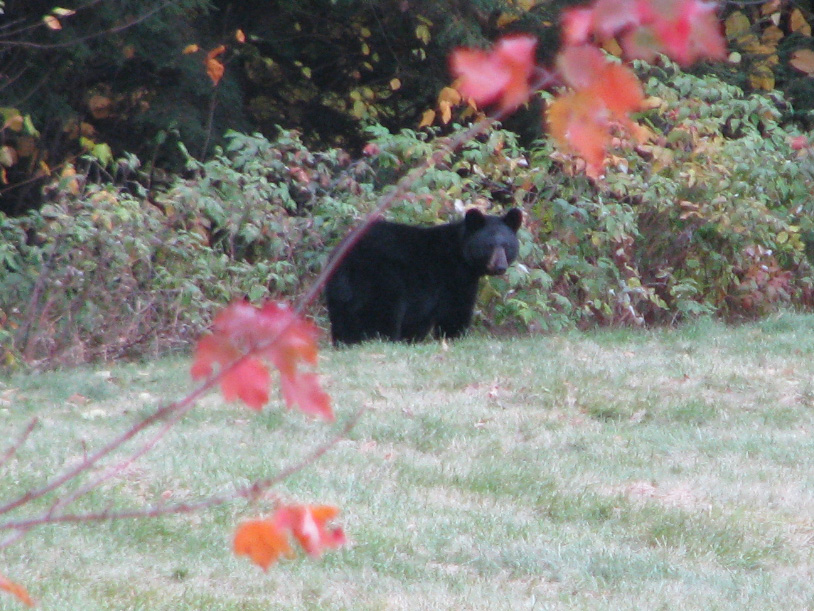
[326,208,522,345]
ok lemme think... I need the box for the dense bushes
[2,64,814,368]
[0,130,375,367]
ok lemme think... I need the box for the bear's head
[462,208,522,276]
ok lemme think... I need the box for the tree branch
[0,406,365,536]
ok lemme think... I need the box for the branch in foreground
[0,406,365,536]
[0,419,37,471]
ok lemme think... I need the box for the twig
[0,0,185,49]
[0,406,365,535]
[0,381,210,517]
[47,398,191,516]
[0,419,37,470]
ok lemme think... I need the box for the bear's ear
[503,208,522,232]
[464,208,486,232]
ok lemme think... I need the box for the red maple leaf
[191,301,332,419]
[562,0,725,66]
[548,90,610,179]
[551,45,644,178]
[450,35,537,111]
[233,504,346,570]
[233,519,292,571]
[274,504,346,557]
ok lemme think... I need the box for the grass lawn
[3,313,814,609]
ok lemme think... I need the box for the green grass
[4,313,814,609]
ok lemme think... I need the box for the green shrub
[492,60,814,330]
[4,63,814,368]
[0,129,376,368]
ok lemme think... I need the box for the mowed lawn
[3,314,814,610]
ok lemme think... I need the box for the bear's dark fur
[326,208,522,345]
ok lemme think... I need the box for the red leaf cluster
[562,0,726,66]
[548,45,645,178]
[191,301,332,420]
[233,504,346,570]
[449,35,537,111]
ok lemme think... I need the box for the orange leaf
[418,109,435,128]
[233,519,291,570]
[235,29,246,43]
[562,8,595,45]
[450,35,537,111]
[557,44,607,90]
[275,505,346,557]
[790,49,814,76]
[0,573,34,607]
[191,301,331,418]
[589,62,644,122]
[205,45,227,86]
[548,91,610,179]
[791,8,812,36]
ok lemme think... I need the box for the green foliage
[5,62,814,367]
[501,61,814,330]
[0,129,373,367]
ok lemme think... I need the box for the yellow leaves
[790,49,814,75]
[183,44,200,55]
[2,111,23,133]
[418,109,435,128]
[43,15,62,30]
[0,573,34,607]
[724,11,751,40]
[42,7,75,30]
[0,146,18,168]
[762,25,783,46]
[235,29,246,43]
[389,78,401,91]
[415,17,432,45]
[417,86,467,128]
[749,63,775,90]
[791,8,812,36]
[62,166,80,195]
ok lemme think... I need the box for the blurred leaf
[790,49,814,75]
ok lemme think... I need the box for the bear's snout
[487,246,509,275]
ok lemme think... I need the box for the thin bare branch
[0,406,365,535]
[0,381,210,517]
[0,0,184,49]
[0,418,37,471]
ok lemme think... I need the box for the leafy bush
[4,63,814,368]
[0,130,375,368]
[495,60,814,329]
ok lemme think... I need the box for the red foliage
[191,301,332,420]
[448,0,725,178]
[233,504,346,570]
[449,35,537,111]
[549,45,644,177]
[562,0,726,66]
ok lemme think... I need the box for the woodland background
[3,0,814,368]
